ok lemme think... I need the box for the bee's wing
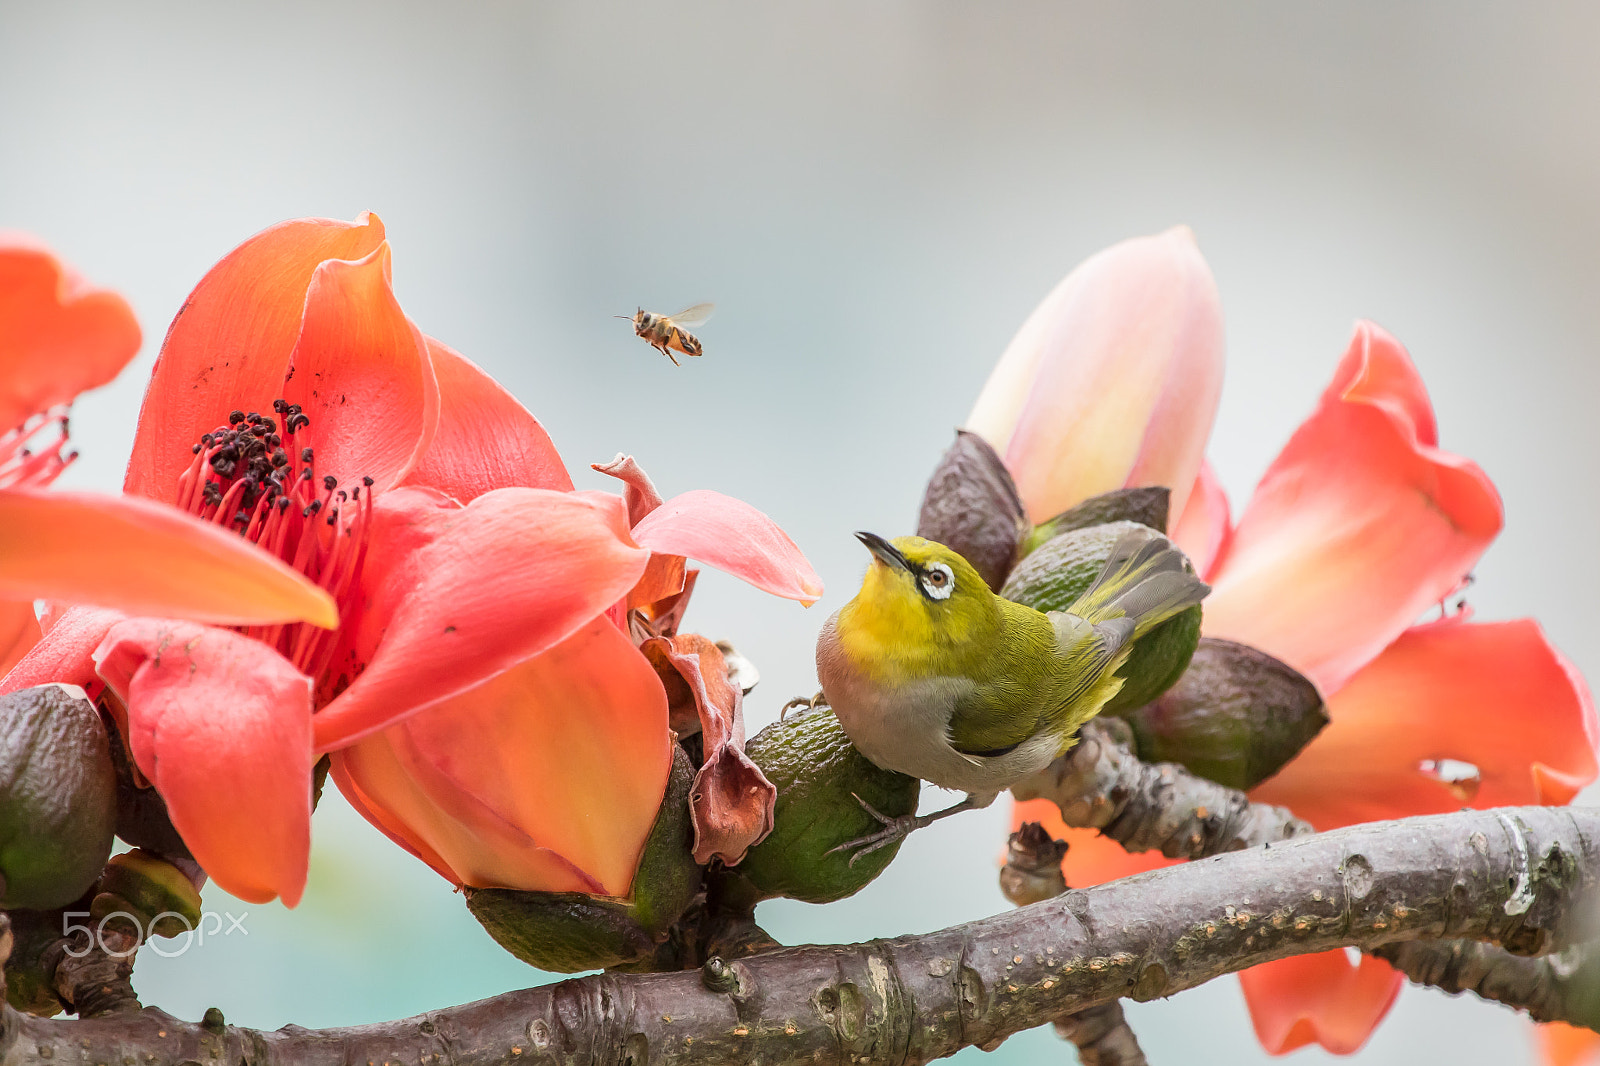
[667,302,715,328]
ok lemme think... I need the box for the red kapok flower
[0,235,338,675]
[329,369,819,896]
[1015,322,1596,1055]
[4,215,820,909]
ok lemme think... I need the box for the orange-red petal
[93,618,314,906]
[282,243,436,494]
[311,486,650,750]
[1009,797,1177,886]
[0,489,337,628]
[632,490,822,605]
[1169,459,1231,579]
[124,214,386,500]
[0,605,123,694]
[1252,616,1597,831]
[1239,951,1402,1055]
[0,599,40,678]
[403,338,572,501]
[336,619,672,896]
[1539,1022,1600,1066]
[1202,322,1503,692]
[0,238,141,433]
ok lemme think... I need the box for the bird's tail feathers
[1070,527,1210,638]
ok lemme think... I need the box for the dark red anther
[301,447,314,463]
[362,476,374,487]
[229,411,246,424]
[322,475,337,491]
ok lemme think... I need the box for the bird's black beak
[855,531,911,573]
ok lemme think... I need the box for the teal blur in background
[5,4,1599,1062]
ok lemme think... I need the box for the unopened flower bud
[1122,638,1328,790]
[916,429,1028,591]
[710,703,920,908]
[0,685,115,910]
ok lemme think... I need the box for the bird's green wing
[943,604,1131,758]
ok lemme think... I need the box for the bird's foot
[825,793,980,867]
[779,690,828,720]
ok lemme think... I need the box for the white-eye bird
[816,526,1209,858]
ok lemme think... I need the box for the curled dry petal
[1202,322,1503,692]
[282,243,437,494]
[593,453,665,526]
[311,486,651,750]
[0,490,337,628]
[632,489,823,605]
[125,214,386,500]
[1252,616,1598,830]
[0,237,141,433]
[403,339,572,502]
[1238,951,1403,1055]
[643,633,775,865]
[332,619,672,897]
[966,227,1225,523]
[93,619,315,906]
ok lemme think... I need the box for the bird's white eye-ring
[920,562,955,600]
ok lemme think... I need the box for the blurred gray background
[5,3,1598,1062]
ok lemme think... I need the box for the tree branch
[1010,718,1312,857]
[1373,937,1600,1030]
[1002,822,1148,1066]
[5,806,1596,1066]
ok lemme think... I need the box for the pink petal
[1252,616,1597,830]
[125,214,386,501]
[282,243,436,494]
[643,634,775,865]
[1202,322,1502,692]
[1238,952,1402,1055]
[347,619,673,896]
[0,490,337,628]
[967,227,1225,523]
[1169,459,1231,578]
[592,453,664,525]
[311,486,650,750]
[0,238,142,434]
[631,490,822,605]
[402,338,572,501]
[93,618,314,906]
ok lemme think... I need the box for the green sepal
[465,747,700,973]
[91,849,203,938]
[1122,637,1328,790]
[1022,487,1171,557]
[710,705,920,908]
[1002,519,1201,714]
[0,686,116,910]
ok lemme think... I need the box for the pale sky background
[5,4,1600,1063]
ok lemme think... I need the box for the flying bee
[619,303,714,365]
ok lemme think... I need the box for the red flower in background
[0,235,338,674]
[995,232,1595,1055]
[4,215,819,907]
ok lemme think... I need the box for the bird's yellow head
[835,532,1001,679]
